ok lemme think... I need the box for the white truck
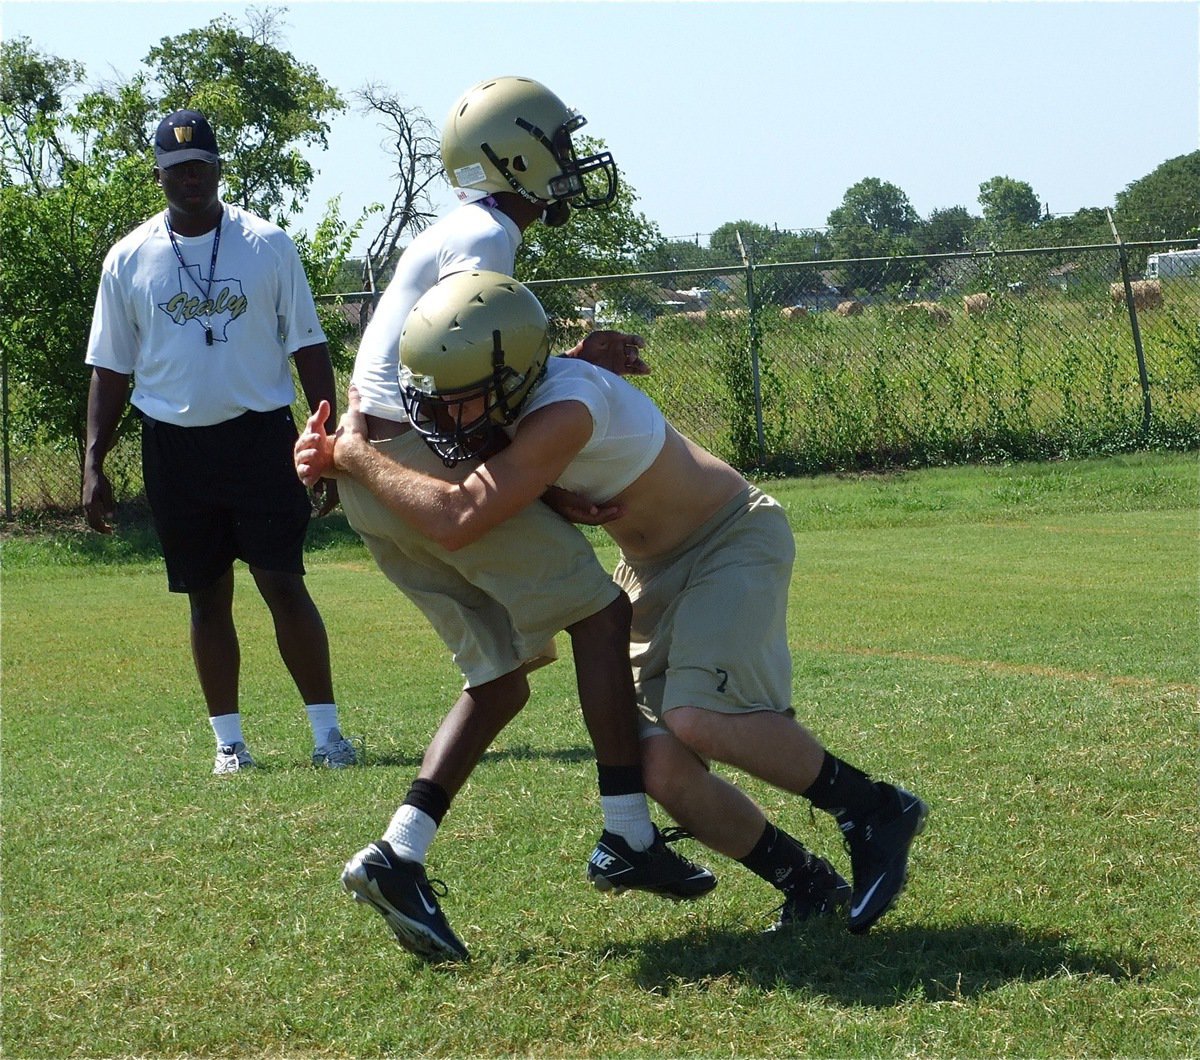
[1146,248,1200,279]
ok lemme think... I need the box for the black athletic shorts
[140,407,312,593]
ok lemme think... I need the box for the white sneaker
[312,727,360,769]
[213,741,255,775]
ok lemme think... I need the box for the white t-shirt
[512,357,667,500]
[351,202,522,421]
[86,204,326,427]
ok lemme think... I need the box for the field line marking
[801,643,1198,696]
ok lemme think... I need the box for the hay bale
[1133,280,1163,309]
[675,310,709,323]
[1111,279,1163,311]
[835,300,864,317]
[899,301,951,324]
[963,293,993,316]
[781,305,809,320]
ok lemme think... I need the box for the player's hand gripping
[295,386,373,488]
[295,403,336,488]
[541,484,625,527]
[564,330,650,376]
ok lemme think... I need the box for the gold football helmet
[441,76,618,216]
[399,270,551,466]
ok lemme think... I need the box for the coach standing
[83,109,357,774]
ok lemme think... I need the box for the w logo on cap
[154,109,220,168]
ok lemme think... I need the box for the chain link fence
[531,239,1199,472]
[3,240,1197,518]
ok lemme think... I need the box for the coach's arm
[83,366,132,534]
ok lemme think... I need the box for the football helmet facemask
[399,271,551,467]
[441,76,618,219]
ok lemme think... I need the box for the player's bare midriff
[601,425,748,562]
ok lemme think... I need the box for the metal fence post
[1107,211,1153,435]
[2,339,10,520]
[735,230,766,463]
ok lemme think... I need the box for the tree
[636,237,715,274]
[1114,151,1200,241]
[1037,206,1111,248]
[353,83,442,290]
[66,9,344,224]
[772,229,829,263]
[514,136,661,283]
[0,37,83,188]
[141,9,343,221]
[511,139,662,329]
[915,206,979,254]
[825,178,923,292]
[828,178,920,236]
[0,22,353,471]
[977,175,1041,243]
[291,195,371,371]
[709,221,776,266]
[1,41,161,459]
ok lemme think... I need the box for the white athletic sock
[382,805,438,865]
[305,703,339,746]
[210,712,245,749]
[600,794,656,851]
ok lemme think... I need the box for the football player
[299,271,930,939]
[329,78,712,964]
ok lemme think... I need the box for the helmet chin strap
[488,328,518,420]
[477,141,575,226]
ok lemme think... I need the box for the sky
[4,0,1198,254]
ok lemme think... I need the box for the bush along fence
[2,239,1197,517]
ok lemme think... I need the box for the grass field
[2,453,1197,1058]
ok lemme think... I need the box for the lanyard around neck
[164,212,223,346]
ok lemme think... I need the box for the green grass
[3,453,1198,1057]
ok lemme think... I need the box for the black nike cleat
[341,841,469,962]
[587,826,717,901]
[766,852,851,931]
[842,783,928,934]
